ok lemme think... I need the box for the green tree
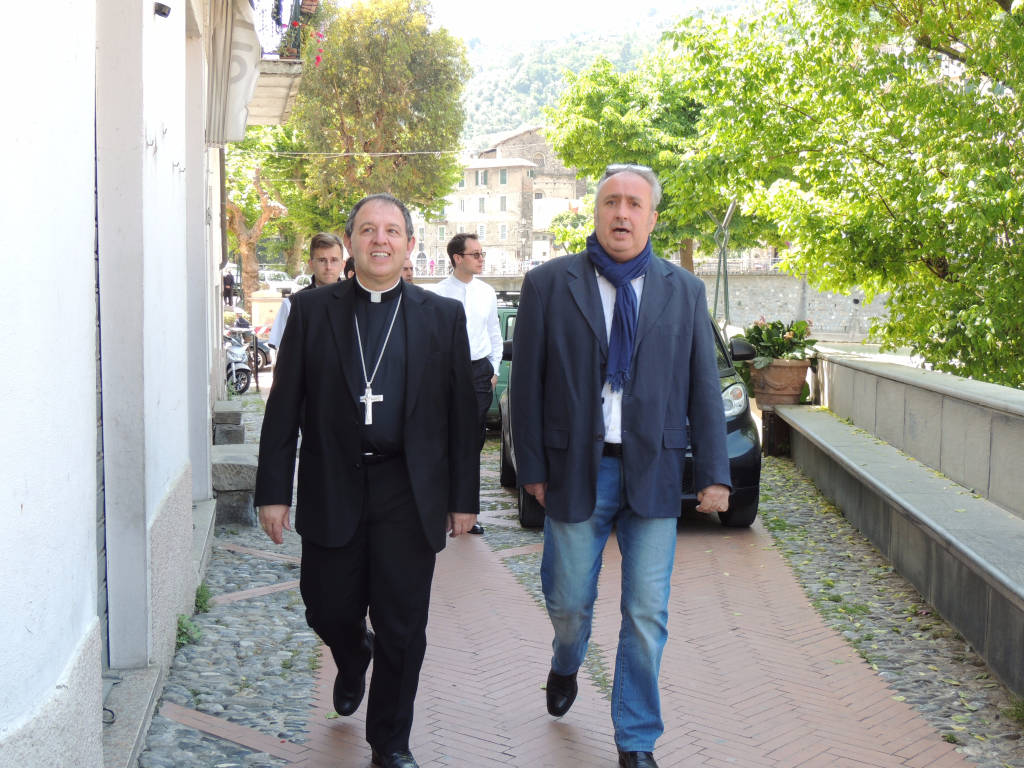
[544,53,777,268]
[224,129,289,312]
[549,196,594,255]
[292,0,470,219]
[664,0,1024,387]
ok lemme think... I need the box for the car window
[504,315,516,340]
[707,317,730,371]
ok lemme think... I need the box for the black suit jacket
[509,253,731,523]
[255,279,479,552]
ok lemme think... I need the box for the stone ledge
[776,404,1024,697]
[102,665,162,768]
[192,498,216,586]
[815,348,1024,419]
[212,399,243,425]
[211,444,259,491]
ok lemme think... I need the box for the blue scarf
[586,233,652,392]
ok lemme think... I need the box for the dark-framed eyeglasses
[459,251,486,259]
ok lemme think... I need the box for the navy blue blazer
[509,252,731,523]
[254,279,479,552]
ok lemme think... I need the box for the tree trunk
[678,238,695,272]
[223,167,287,315]
[285,235,306,276]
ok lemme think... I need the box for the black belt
[602,442,623,458]
[360,451,402,466]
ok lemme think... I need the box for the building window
[459,199,465,212]
[419,227,425,242]
[477,224,486,239]
[500,195,507,212]
[438,226,446,241]
[535,192,544,199]
[478,197,486,213]
[475,169,488,186]
[458,175,465,188]
[499,168,507,184]
[500,224,508,241]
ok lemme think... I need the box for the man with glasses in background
[429,233,502,535]
[510,164,731,768]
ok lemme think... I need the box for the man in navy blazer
[510,164,731,768]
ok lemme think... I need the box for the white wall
[142,0,191,512]
[98,0,197,670]
[0,0,102,762]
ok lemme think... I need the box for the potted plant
[733,318,817,407]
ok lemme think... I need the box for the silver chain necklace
[353,293,403,425]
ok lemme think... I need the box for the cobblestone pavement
[138,389,1023,767]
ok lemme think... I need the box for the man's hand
[695,484,730,515]
[448,512,478,537]
[490,374,498,390]
[523,482,547,508]
[259,504,292,545]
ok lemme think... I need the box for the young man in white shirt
[429,233,502,534]
[267,233,344,350]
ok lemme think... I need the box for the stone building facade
[411,126,587,276]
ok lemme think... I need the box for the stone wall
[696,273,888,340]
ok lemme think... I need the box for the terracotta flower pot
[748,358,811,409]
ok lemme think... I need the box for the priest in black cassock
[255,194,479,768]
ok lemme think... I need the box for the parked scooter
[229,325,275,370]
[224,331,252,394]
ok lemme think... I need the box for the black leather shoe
[618,750,659,768]
[545,669,578,716]
[333,629,374,716]
[371,748,419,768]
[469,523,485,534]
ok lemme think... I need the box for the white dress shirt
[267,297,291,348]
[597,270,645,443]
[430,275,502,373]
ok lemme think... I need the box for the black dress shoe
[333,629,374,716]
[618,750,659,768]
[545,669,578,716]
[469,523,485,534]
[371,748,419,768]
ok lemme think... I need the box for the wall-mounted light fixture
[154,2,172,17]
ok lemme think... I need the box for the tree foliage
[544,52,778,259]
[661,0,1024,387]
[549,196,594,255]
[462,32,658,145]
[292,0,470,219]
[224,128,290,311]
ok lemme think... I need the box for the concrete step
[776,404,1024,696]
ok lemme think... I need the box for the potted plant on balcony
[734,318,817,408]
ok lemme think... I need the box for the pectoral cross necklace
[354,293,403,425]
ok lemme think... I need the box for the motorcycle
[228,324,274,370]
[224,332,252,394]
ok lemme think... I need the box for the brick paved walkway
[162,503,971,767]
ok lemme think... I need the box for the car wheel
[518,486,545,529]
[718,500,758,528]
[258,348,270,370]
[499,438,516,489]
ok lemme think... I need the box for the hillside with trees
[458,1,743,147]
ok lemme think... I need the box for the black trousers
[299,456,436,753]
[471,358,494,451]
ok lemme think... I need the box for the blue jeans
[541,456,678,752]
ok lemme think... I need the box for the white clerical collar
[355,276,402,303]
